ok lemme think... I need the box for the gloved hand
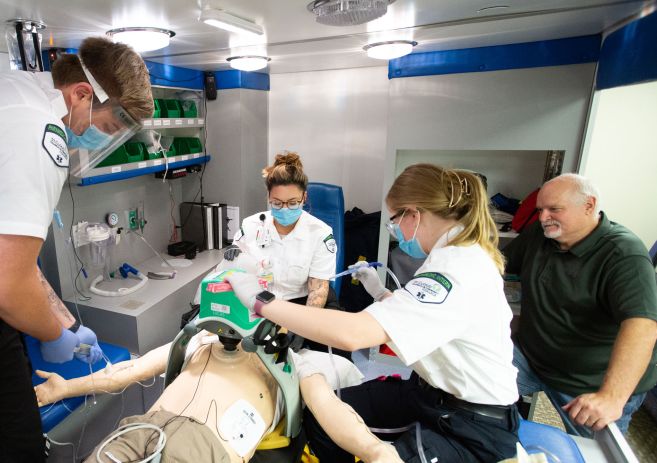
[224,272,262,314]
[74,325,103,364]
[223,246,242,261]
[349,261,390,301]
[40,328,79,363]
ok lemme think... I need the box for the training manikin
[35,276,400,463]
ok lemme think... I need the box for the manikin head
[536,173,601,250]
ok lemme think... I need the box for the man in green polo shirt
[504,173,657,437]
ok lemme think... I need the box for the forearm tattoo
[307,277,329,308]
[37,268,75,327]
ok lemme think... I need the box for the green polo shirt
[504,212,657,396]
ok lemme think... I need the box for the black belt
[417,376,512,421]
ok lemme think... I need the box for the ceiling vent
[307,0,396,26]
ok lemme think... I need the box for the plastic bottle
[257,258,274,292]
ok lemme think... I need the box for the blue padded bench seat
[518,419,585,463]
[25,335,131,432]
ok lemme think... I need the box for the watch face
[256,290,275,303]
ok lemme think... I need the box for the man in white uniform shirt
[0,37,153,462]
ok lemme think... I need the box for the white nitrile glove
[349,261,390,301]
[224,272,262,314]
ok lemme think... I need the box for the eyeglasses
[385,209,407,237]
[269,198,304,210]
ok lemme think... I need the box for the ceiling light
[227,55,271,72]
[307,0,396,26]
[199,8,263,36]
[106,27,175,52]
[364,40,417,60]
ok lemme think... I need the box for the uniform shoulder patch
[323,234,337,253]
[42,123,69,168]
[404,272,453,304]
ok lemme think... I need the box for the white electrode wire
[96,423,166,463]
[46,435,76,463]
[415,421,428,463]
[384,265,402,290]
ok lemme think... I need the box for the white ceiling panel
[0,0,651,73]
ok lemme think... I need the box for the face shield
[67,60,142,177]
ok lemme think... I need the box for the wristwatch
[254,290,276,315]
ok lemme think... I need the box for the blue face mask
[271,207,303,226]
[392,212,427,259]
[65,125,113,150]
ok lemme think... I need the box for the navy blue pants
[0,320,45,463]
[304,374,519,463]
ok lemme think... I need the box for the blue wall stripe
[388,35,601,79]
[597,11,657,90]
[145,60,204,89]
[215,70,270,91]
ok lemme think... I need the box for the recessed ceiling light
[363,40,417,60]
[227,55,271,72]
[106,27,175,52]
[199,7,263,36]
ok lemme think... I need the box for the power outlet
[128,210,138,230]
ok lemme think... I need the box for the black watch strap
[70,319,81,332]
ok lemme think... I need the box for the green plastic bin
[96,145,129,168]
[152,98,161,118]
[173,137,202,155]
[181,100,198,118]
[124,142,146,163]
[186,137,202,154]
[164,99,182,118]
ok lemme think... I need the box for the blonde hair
[262,151,308,192]
[51,37,153,120]
[386,164,504,274]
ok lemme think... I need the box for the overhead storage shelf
[78,154,211,186]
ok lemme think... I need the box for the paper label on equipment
[210,302,230,314]
[187,119,194,125]
[143,120,153,127]
[197,118,204,125]
[218,399,266,457]
[193,153,200,158]
[163,120,171,126]
[154,120,162,126]
[175,119,182,126]
[138,162,147,168]
[153,159,162,166]
[181,155,189,161]
[111,166,121,173]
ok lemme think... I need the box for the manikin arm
[34,342,171,406]
[300,373,402,463]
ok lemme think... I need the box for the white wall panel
[269,66,389,213]
[580,81,657,249]
[0,52,10,72]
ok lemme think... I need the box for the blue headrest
[518,419,585,463]
[304,182,345,297]
[25,335,131,432]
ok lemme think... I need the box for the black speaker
[204,71,217,100]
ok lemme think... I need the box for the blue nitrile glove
[349,261,390,301]
[224,246,242,261]
[40,328,80,363]
[74,325,103,364]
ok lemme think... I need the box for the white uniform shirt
[0,71,69,240]
[366,226,518,405]
[233,211,337,300]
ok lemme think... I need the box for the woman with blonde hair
[227,163,519,462]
